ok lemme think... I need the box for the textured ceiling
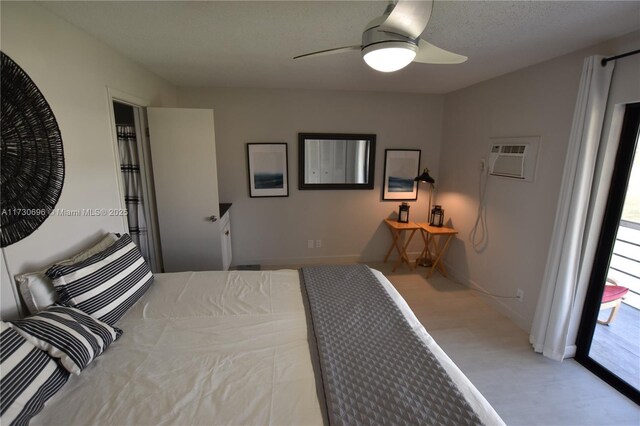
[40,1,640,94]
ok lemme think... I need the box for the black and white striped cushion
[0,321,69,426]
[8,305,122,375]
[46,233,154,325]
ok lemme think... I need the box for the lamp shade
[362,42,417,73]
[414,168,435,184]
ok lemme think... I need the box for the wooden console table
[416,223,458,278]
[383,219,420,271]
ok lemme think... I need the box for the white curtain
[117,125,150,262]
[530,56,614,361]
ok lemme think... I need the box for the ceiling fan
[293,0,467,72]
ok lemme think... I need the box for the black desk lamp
[414,169,435,266]
[414,168,435,216]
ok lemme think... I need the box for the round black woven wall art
[1,51,65,247]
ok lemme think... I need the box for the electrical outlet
[516,289,524,302]
[315,239,322,248]
[307,240,314,249]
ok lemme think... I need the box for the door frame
[575,102,640,404]
[106,88,163,272]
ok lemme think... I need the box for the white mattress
[34,269,503,426]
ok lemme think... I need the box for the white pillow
[47,234,154,326]
[0,321,70,425]
[7,305,122,375]
[16,233,119,314]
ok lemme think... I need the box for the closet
[112,101,162,272]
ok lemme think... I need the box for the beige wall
[437,31,640,331]
[178,87,444,265]
[0,3,177,317]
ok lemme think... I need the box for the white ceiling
[40,1,640,94]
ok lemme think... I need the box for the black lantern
[430,205,444,227]
[398,202,410,223]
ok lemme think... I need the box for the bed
[2,234,504,425]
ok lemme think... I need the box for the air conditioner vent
[500,145,526,154]
[488,137,540,182]
[492,155,524,178]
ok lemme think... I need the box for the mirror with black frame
[298,133,376,189]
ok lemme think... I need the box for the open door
[576,102,640,404]
[147,108,222,272]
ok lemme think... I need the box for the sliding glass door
[576,102,640,404]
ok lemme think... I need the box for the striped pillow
[8,305,122,375]
[0,321,69,426]
[46,234,154,325]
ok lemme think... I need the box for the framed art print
[382,149,421,200]
[246,143,289,197]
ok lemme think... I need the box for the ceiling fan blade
[293,45,361,60]
[379,0,433,39]
[413,39,467,64]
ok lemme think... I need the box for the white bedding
[34,269,503,425]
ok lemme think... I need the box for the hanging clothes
[117,125,150,261]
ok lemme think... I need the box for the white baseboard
[244,250,424,268]
[443,261,533,333]
[564,344,577,359]
[243,254,372,267]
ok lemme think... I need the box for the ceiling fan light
[362,42,417,72]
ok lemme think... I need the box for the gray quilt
[301,264,485,426]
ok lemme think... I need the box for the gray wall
[0,3,177,317]
[178,88,444,265]
[437,31,640,331]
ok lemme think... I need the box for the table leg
[420,232,436,268]
[427,234,454,278]
[392,229,417,272]
[384,229,400,262]
[391,232,405,271]
[415,229,429,267]
[402,229,417,269]
[427,233,435,263]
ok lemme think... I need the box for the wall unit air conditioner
[488,136,540,182]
